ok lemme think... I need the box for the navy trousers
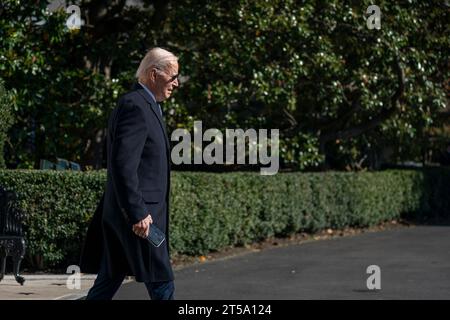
[86,255,174,300]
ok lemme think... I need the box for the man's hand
[132,214,153,238]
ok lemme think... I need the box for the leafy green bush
[0,168,449,270]
[0,170,105,269]
[0,78,14,168]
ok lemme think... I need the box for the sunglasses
[154,68,179,83]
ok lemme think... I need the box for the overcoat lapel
[134,84,171,152]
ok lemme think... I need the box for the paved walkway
[1,225,449,300]
[0,275,96,300]
[114,225,450,300]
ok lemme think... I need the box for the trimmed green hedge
[0,168,449,270]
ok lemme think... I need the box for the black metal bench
[0,186,26,285]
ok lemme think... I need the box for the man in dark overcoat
[80,47,179,300]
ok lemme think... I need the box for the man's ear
[149,68,158,82]
[145,68,156,83]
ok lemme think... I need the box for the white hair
[135,47,178,82]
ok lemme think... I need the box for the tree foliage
[0,0,448,170]
[169,0,449,169]
[0,78,15,168]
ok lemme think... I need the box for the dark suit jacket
[80,83,173,282]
